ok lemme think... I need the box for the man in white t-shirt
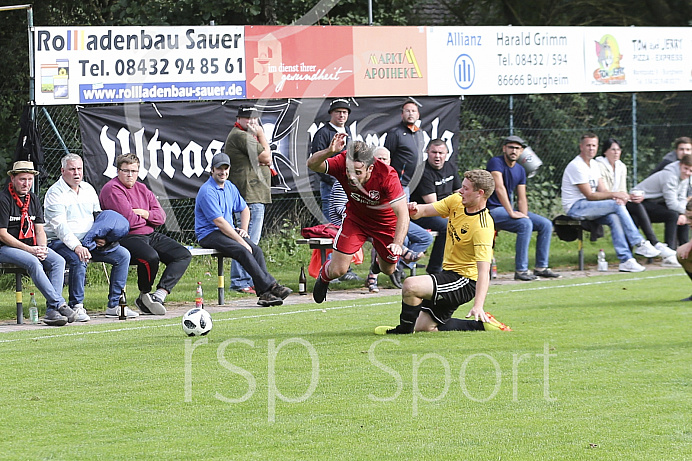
[561,133,660,272]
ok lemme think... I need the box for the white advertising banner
[426,26,692,95]
[583,27,691,91]
[34,26,246,105]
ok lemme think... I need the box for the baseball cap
[503,135,527,147]
[211,153,231,169]
[237,105,259,118]
[328,98,351,114]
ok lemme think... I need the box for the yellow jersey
[432,193,494,280]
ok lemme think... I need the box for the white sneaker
[661,254,682,267]
[654,242,676,259]
[73,304,90,322]
[634,240,661,258]
[105,306,140,318]
[619,258,646,272]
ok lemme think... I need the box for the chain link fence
[33,92,692,241]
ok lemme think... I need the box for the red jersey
[325,151,406,230]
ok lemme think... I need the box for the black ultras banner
[78,97,460,200]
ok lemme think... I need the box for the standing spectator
[44,154,133,320]
[561,133,660,272]
[0,161,73,326]
[226,104,272,295]
[375,170,511,335]
[651,137,692,174]
[634,154,692,260]
[100,153,192,315]
[595,138,676,265]
[307,135,409,303]
[410,139,461,275]
[312,99,353,222]
[195,153,291,307]
[487,136,559,280]
[384,100,427,192]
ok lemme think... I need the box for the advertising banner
[352,26,428,96]
[78,97,460,201]
[426,26,585,95]
[244,26,355,99]
[35,26,246,105]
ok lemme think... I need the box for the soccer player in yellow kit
[376,169,512,334]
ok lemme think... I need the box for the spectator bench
[2,248,228,325]
[295,231,439,277]
[552,215,603,271]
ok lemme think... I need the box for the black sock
[396,302,421,333]
[437,317,485,331]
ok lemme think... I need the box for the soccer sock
[319,260,335,283]
[396,302,422,333]
[153,288,168,302]
[437,317,485,331]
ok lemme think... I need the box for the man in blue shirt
[195,153,291,306]
[487,136,559,280]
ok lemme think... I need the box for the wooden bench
[0,263,29,325]
[552,216,602,270]
[3,248,228,325]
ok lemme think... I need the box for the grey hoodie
[635,161,690,214]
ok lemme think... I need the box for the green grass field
[0,269,690,460]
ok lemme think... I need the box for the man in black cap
[225,104,272,295]
[195,153,291,307]
[310,98,353,223]
[486,135,559,280]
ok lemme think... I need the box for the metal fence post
[632,93,638,185]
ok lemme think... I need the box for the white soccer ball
[182,308,213,336]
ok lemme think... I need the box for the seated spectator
[0,161,73,326]
[410,139,461,276]
[100,153,192,315]
[44,154,133,320]
[633,153,692,262]
[595,138,677,266]
[486,135,559,281]
[195,153,292,307]
[561,133,660,272]
[651,136,692,174]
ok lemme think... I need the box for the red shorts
[333,217,400,264]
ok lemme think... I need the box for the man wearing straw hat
[0,161,74,326]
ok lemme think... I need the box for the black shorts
[420,270,476,324]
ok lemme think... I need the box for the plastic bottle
[491,257,498,279]
[299,266,307,295]
[597,249,608,272]
[29,292,39,324]
[196,282,204,308]
[118,289,128,320]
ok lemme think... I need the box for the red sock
[319,260,335,283]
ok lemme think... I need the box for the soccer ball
[182,308,213,336]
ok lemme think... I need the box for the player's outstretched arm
[466,260,490,323]
[307,133,347,174]
[409,201,441,220]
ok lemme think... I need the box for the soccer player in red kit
[307,133,409,303]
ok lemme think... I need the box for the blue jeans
[400,221,433,270]
[413,216,448,274]
[489,207,553,272]
[568,199,643,262]
[231,203,265,290]
[0,245,66,310]
[320,180,332,223]
[49,240,131,309]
